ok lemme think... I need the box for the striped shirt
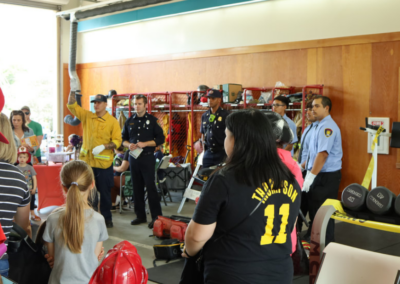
[0,161,31,238]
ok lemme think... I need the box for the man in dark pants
[302,96,342,245]
[67,93,122,228]
[200,89,229,168]
[122,94,165,229]
[297,102,318,233]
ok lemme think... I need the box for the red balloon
[0,87,4,113]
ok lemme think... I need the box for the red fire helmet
[89,241,148,284]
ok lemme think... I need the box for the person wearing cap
[16,147,40,221]
[273,95,298,157]
[122,94,165,229]
[200,89,230,168]
[303,96,342,245]
[21,106,43,163]
[67,92,122,228]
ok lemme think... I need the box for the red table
[34,163,65,211]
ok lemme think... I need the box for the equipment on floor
[153,239,182,265]
[153,215,191,242]
[341,183,369,211]
[309,199,400,284]
[366,186,396,215]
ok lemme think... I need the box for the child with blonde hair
[43,160,108,284]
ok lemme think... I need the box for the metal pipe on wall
[62,0,173,126]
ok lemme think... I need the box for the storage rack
[111,84,324,167]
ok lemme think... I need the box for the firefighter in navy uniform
[122,94,165,229]
[200,89,229,168]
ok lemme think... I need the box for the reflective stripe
[81,148,88,155]
[94,155,111,161]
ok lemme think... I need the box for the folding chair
[156,155,173,206]
[119,171,134,214]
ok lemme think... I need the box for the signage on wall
[367,117,390,155]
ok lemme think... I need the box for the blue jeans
[0,259,9,277]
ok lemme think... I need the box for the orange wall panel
[63,33,400,194]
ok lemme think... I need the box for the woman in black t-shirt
[183,109,301,284]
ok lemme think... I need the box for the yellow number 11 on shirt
[260,204,290,245]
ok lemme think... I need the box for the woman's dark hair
[10,110,29,132]
[223,109,295,188]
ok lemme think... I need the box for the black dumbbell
[366,186,396,215]
[341,183,369,211]
[394,195,400,216]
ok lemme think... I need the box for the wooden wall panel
[307,49,317,85]
[370,42,400,193]
[63,33,400,194]
[341,44,372,191]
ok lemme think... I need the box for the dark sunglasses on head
[12,110,24,115]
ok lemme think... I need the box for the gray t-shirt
[43,208,108,284]
[15,164,36,190]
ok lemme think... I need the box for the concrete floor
[34,190,195,284]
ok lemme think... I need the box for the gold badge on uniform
[218,117,222,122]
[324,128,333,137]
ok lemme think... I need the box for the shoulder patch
[324,128,333,137]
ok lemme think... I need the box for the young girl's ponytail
[60,161,94,253]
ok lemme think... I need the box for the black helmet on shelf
[197,85,209,92]
[108,90,117,98]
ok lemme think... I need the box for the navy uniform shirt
[122,112,165,153]
[299,122,318,165]
[200,107,229,150]
[307,115,342,172]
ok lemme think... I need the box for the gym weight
[394,195,400,216]
[366,186,396,215]
[341,183,368,211]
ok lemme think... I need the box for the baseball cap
[206,89,222,99]
[90,94,107,103]
[264,111,293,144]
[21,106,31,112]
[17,147,31,164]
[0,88,9,144]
